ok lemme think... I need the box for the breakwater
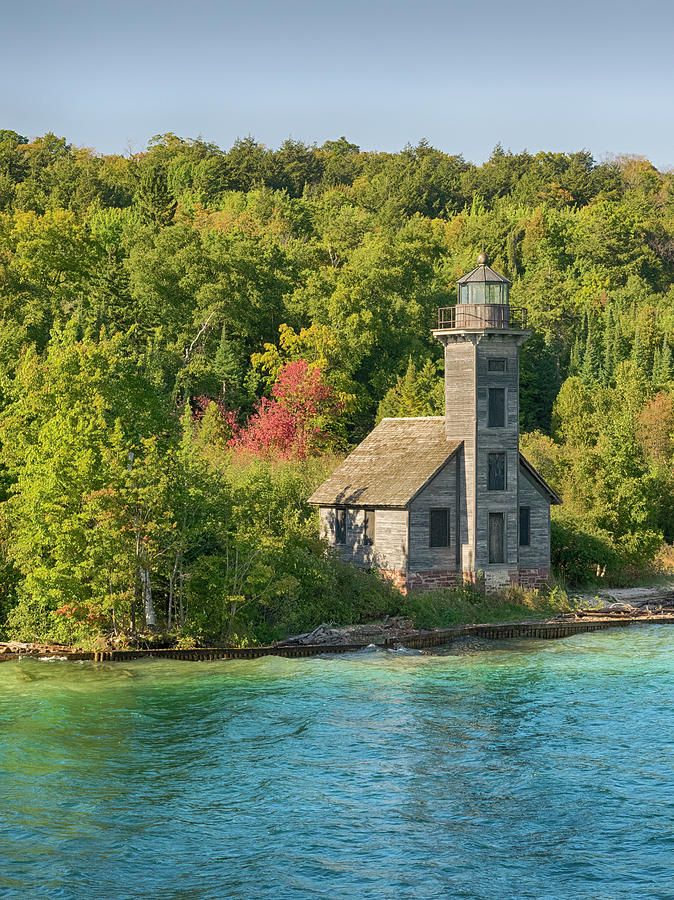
[3,613,674,662]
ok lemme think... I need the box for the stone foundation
[483,568,512,591]
[380,566,552,594]
[510,567,551,590]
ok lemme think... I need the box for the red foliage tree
[229,360,344,458]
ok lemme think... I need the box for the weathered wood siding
[444,338,476,566]
[455,303,509,329]
[319,506,408,570]
[474,335,523,574]
[518,465,551,569]
[408,456,459,571]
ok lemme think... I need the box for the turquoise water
[1,627,673,900]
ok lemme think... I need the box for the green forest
[0,129,673,646]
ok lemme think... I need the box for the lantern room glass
[458,282,509,305]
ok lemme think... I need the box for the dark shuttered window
[488,512,505,563]
[429,508,450,547]
[488,387,506,427]
[335,508,346,544]
[363,509,375,545]
[488,358,507,372]
[519,506,530,547]
[488,453,506,491]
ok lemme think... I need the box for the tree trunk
[178,555,185,627]
[142,567,156,628]
[131,570,139,634]
[168,554,177,630]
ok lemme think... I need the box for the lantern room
[434,253,526,330]
[456,252,510,305]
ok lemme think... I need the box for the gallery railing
[436,306,528,330]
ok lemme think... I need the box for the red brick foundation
[381,569,472,594]
[380,567,552,594]
[379,569,408,593]
[510,567,551,590]
[405,570,462,592]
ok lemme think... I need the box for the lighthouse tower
[433,254,529,586]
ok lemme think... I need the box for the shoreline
[2,609,674,663]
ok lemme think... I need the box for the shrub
[551,513,662,587]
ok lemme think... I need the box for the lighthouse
[309,254,561,592]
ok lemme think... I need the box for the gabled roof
[457,263,511,285]
[308,418,461,508]
[519,454,562,505]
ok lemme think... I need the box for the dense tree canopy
[0,131,673,641]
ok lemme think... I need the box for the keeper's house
[308,255,561,592]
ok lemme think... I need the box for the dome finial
[477,251,488,265]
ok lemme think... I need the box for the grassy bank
[121,583,577,650]
[400,583,575,631]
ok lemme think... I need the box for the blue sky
[2,0,673,168]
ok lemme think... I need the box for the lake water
[1,626,673,899]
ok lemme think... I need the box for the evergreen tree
[134,161,177,226]
[652,335,672,386]
[602,306,614,384]
[571,307,589,378]
[612,314,626,369]
[631,324,646,375]
[662,337,672,381]
[580,316,601,385]
[569,330,582,376]
[214,327,245,408]
[376,358,444,422]
[519,333,559,431]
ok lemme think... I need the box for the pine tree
[569,331,582,376]
[134,162,177,227]
[612,315,625,368]
[662,337,672,381]
[652,335,672,386]
[602,306,614,384]
[631,324,646,375]
[581,307,589,344]
[580,317,601,385]
[571,307,589,378]
[376,358,444,422]
[214,326,244,407]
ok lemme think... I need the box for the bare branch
[184,313,215,366]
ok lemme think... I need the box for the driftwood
[277,617,416,647]
[0,641,73,655]
[558,607,668,621]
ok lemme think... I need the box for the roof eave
[519,453,562,505]
[457,264,511,285]
[309,500,409,510]
[406,442,463,506]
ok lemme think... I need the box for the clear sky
[2,0,673,168]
